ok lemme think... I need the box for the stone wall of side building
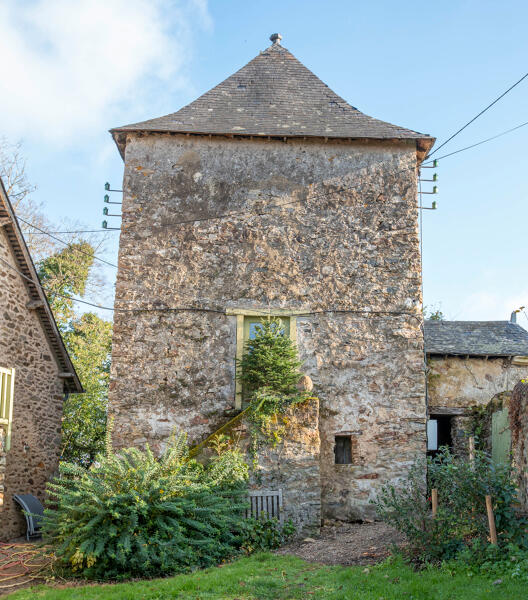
[427,356,528,410]
[109,133,426,521]
[510,381,528,510]
[0,227,64,541]
[427,356,528,458]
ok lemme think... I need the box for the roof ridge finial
[269,33,282,45]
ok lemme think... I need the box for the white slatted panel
[246,489,283,523]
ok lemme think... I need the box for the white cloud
[0,0,211,143]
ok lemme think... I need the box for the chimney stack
[511,311,517,324]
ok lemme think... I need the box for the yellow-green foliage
[43,434,249,579]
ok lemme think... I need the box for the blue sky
[1,0,527,322]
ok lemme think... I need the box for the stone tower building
[109,35,435,527]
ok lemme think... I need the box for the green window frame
[227,309,299,409]
[0,367,15,452]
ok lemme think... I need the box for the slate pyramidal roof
[111,34,435,160]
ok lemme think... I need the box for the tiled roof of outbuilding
[111,36,434,158]
[425,320,528,357]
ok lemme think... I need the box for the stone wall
[510,381,528,510]
[245,398,320,534]
[0,226,64,541]
[109,133,426,520]
[428,356,528,410]
[0,428,5,511]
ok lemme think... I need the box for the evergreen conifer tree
[237,318,303,399]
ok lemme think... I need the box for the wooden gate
[246,490,283,523]
[491,407,511,465]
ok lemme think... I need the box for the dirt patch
[276,521,404,566]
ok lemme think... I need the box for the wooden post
[431,488,438,518]
[485,495,498,544]
[469,436,475,464]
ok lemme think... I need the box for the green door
[491,407,511,465]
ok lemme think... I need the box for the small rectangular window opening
[334,435,353,464]
[427,415,453,456]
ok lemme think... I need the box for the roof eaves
[110,127,435,163]
[0,179,83,394]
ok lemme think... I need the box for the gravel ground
[276,521,405,566]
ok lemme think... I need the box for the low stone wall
[247,398,321,535]
[510,381,528,510]
[197,398,321,535]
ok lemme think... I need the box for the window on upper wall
[244,316,290,342]
[0,367,15,452]
[334,435,353,465]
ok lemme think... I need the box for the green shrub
[240,518,296,553]
[372,447,527,563]
[44,434,249,579]
[444,541,528,582]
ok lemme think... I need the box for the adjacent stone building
[108,34,435,529]
[0,178,82,540]
[425,318,528,457]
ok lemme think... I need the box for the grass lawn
[7,553,522,600]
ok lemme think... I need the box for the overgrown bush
[240,517,296,553]
[373,447,527,563]
[445,541,528,582]
[44,434,249,579]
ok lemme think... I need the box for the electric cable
[16,113,528,246]
[422,120,528,163]
[15,215,117,268]
[0,254,420,320]
[428,70,528,157]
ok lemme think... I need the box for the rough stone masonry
[0,180,81,541]
[108,37,434,527]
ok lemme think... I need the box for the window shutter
[0,367,15,452]
[334,435,353,464]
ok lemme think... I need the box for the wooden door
[491,407,511,465]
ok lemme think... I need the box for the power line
[428,70,528,158]
[16,113,528,244]
[0,254,420,320]
[422,120,528,163]
[16,159,412,242]
[24,229,118,235]
[0,256,116,312]
[14,168,417,271]
[26,114,528,246]
[16,215,118,268]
